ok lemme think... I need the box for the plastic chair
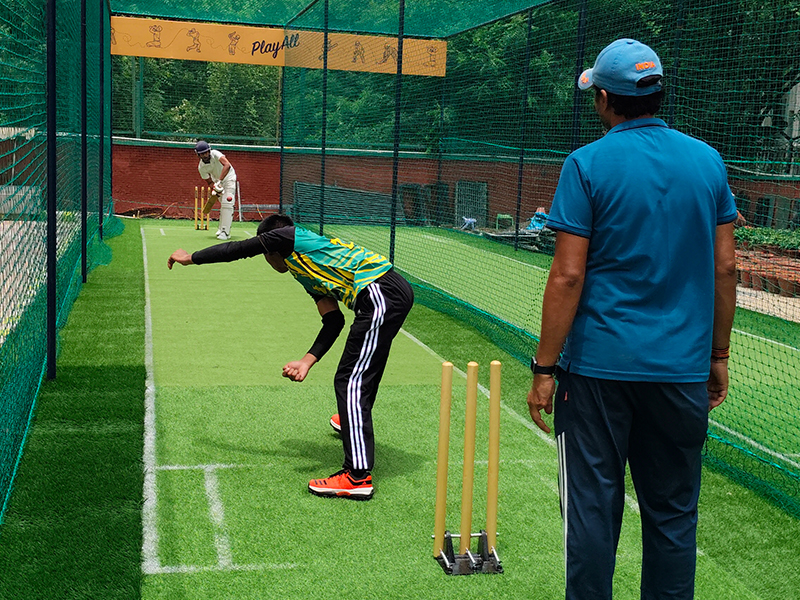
[496,213,514,229]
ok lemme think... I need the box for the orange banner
[110,16,446,77]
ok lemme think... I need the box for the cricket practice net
[4,0,798,521]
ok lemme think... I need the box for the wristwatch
[531,357,557,376]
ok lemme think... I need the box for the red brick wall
[113,142,800,229]
[113,142,561,225]
[112,144,281,220]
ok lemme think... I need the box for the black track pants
[335,270,414,473]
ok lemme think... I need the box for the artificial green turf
[142,220,800,599]
[0,221,145,599]
[1,219,799,600]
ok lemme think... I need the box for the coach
[527,39,738,599]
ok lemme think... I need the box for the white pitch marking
[160,228,165,236]
[204,466,233,569]
[732,328,800,353]
[152,562,298,574]
[157,463,259,471]
[140,227,161,575]
[419,233,548,271]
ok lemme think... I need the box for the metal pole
[319,0,329,235]
[81,0,87,282]
[570,0,588,152]
[133,57,143,138]
[668,0,686,128]
[46,0,56,380]
[434,74,445,227]
[432,361,453,558]
[514,8,534,251]
[278,66,285,213]
[389,0,405,263]
[98,2,105,238]
[108,1,113,215]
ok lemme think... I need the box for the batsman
[195,140,237,240]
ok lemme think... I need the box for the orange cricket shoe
[308,469,374,500]
[330,413,341,432]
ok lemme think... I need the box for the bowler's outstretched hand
[167,249,193,269]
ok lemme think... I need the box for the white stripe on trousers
[346,282,387,471]
[557,432,568,576]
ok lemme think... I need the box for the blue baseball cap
[578,39,663,96]
[195,140,210,154]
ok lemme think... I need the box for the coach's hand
[167,249,193,269]
[707,360,729,411]
[527,375,555,434]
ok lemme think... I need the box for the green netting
[104,0,800,519]
[109,0,550,38]
[0,0,115,521]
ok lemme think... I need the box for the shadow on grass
[0,364,145,600]
[195,435,426,480]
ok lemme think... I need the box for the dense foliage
[735,226,800,250]
[111,0,800,174]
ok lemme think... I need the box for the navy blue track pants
[553,370,708,600]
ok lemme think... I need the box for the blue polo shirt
[547,118,737,382]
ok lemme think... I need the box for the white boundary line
[419,233,548,271]
[141,227,161,575]
[709,420,800,471]
[732,327,800,353]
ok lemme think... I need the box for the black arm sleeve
[191,226,296,264]
[191,236,267,265]
[308,309,345,360]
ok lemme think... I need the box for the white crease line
[158,463,257,471]
[160,228,165,236]
[204,466,233,569]
[153,562,298,574]
[141,227,161,575]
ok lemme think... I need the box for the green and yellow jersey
[191,225,393,310]
[284,228,392,309]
